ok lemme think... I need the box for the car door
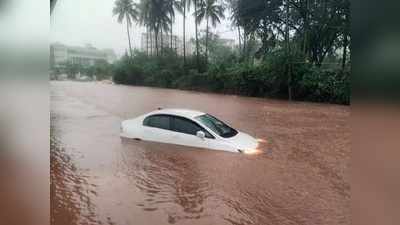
[143,114,175,144]
[170,116,214,149]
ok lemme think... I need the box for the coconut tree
[138,0,150,55]
[180,0,193,66]
[51,0,58,14]
[157,0,172,55]
[166,0,182,52]
[113,0,139,58]
[196,0,225,65]
[193,0,200,69]
[227,0,242,55]
[139,0,171,56]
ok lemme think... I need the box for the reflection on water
[119,140,212,223]
[51,81,350,225]
[51,114,111,225]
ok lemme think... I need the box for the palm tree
[227,0,242,55]
[166,0,182,52]
[139,0,171,56]
[50,0,58,14]
[138,0,152,55]
[113,0,139,58]
[180,0,192,67]
[158,2,172,55]
[193,0,200,69]
[196,0,225,64]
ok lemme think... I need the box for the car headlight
[238,149,260,155]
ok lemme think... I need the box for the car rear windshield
[195,114,238,138]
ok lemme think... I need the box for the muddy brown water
[50,81,350,225]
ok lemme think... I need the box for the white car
[120,108,260,154]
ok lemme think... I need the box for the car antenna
[157,107,163,110]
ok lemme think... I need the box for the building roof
[51,42,116,57]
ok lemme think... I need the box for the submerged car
[120,108,260,154]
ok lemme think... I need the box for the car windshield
[195,114,238,138]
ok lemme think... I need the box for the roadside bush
[112,51,350,105]
[298,68,350,104]
[144,69,176,88]
[173,70,210,90]
[227,64,264,96]
[113,61,144,85]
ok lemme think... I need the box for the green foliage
[113,0,139,57]
[229,0,350,67]
[198,32,239,66]
[298,68,350,104]
[61,61,82,79]
[113,56,144,85]
[57,59,113,81]
[87,60,114,80]
[112,49,350,105]
[111,0,351,104]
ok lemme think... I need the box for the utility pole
[146,27,149,56]
[238,26,242,58]
[183,0,187,69]
[194,0,200,71]
[303,0,309,57]
[342,13,348,70]
[50,0,57,14]
[286,0,292,101]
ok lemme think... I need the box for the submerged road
[51,81,350,225]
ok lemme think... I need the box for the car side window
[143,115,171,130]
[172,117,214,138]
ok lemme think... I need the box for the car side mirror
[196,131,206,139]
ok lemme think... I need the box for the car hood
[224,132,258,150]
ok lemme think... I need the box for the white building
[50,43,117,68]
[141,32,194,56]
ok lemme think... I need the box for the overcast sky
[50,0,237,57]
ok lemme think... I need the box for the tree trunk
[288,64,293,101]
[243,30,247,61]
[342,34,348,70]
[146,26,149,56]
[206,16,209,67]
[171,21,173,50]
[126,20,133,59]
[238,25,242,56]
[194,0,200,70]
[183,4,187,67]
[342,13,348,70]
[155,30,159,56]
[243,32,246,60]
[149,31,152,56]
[303,0,309,57]
[161,29,163,55]
[285,1,292,101]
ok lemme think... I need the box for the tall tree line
[113,0,226,69]
[229,0,350,67]
[113,0,350,69]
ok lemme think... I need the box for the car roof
[150,108,205,119]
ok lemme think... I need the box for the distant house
[50,43,117,69]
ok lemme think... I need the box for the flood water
[50,81,350,225]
